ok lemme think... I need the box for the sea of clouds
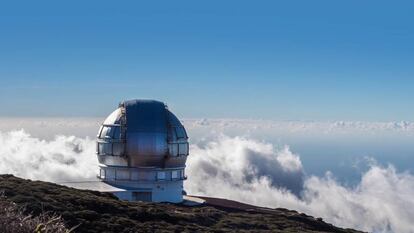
[186,135,414,233]
[0,118,414,233]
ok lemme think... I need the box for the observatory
[95,99,189,203]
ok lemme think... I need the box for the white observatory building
[95,99,189,203]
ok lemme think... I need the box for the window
[112,142,124,156]
[175,127,187,139]
[113,126,121,139]
[178,143,188,155]
[99,169,106,179]
[169,143,188,156]
[172,170,179,179]
[99,126,112,138]
[99,126,121,139]
[169,144,178,156]
[157,171,166,180]
[98,143,112,155]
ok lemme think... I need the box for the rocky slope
[0,175,362,233]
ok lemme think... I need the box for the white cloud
[0,118,100,139]
[0,130,97,182]
[1,117,414,140]
[185,135,414,233]
[0,123,413,232]
[184,119,414,136]
[186,136,304,195]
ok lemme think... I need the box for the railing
[97,168,186,182]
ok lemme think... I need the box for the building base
[60,179,184,203]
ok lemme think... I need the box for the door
[132,191,152,202]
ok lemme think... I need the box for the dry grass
[0,193,71,233]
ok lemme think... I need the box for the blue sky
[0,1,413,120]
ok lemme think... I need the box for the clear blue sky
[0,1,413,120]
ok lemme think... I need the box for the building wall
[98,165,185,203]
[110,180,183,203]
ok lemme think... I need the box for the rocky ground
[0,175,362,233]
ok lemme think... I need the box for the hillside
[0,175,362,233]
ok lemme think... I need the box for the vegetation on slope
[0,175,362,233]
[0,193,69,233]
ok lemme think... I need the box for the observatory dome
[96,99,189,168]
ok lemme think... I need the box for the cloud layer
[185,135,414,233]
[0,129,413,232]
[0,130,97,182]
[186,136,304,196]
[186,119,414,133]
[2,118,414,140]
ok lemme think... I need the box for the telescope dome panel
[97,99,188,168]
[103,108,122,125]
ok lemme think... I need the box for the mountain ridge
[0,175,362,233]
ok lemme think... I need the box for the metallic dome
[96,99,189,168]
